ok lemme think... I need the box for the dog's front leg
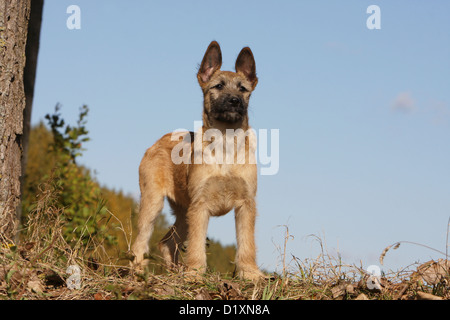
[185,201,210,274]
[234,199,264,280]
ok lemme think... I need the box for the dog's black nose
[228,96,241,106]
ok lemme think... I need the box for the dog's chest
[201,173,249,216]
[195,163,251,194]
[188,163,256,215]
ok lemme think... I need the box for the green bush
[24,104,115,247]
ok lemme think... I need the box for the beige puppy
[131,41,263,280]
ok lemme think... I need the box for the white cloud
[391,92,416,114]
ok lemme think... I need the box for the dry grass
[1,185,449,300]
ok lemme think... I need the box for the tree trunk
[0,0,31,241]
[20,0,44,226]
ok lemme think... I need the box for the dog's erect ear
[197,41,222,86]
[235,47,258,89]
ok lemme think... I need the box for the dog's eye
[213,83,224,90]
[239,86,248,93]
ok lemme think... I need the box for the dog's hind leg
[158,200,188,268]
[131,187,164,268]
[131,152,167,268]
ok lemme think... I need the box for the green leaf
[6,269,16,284]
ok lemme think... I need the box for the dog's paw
[238,268,266,282]
[129,253,150,276]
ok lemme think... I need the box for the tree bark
[0,0,32,241]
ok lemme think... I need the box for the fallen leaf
[345,284,355,295]
[27,277,44,294]
[219,280,243,300]
[24,242,35,251]
[355,293,369,300]
[416,259,449,286]
[195,287,212,300]
[416,291,443,300]
[332,282,355,299]
[331,284,346,299]
[94,292,105,300]
[154,285,175,297]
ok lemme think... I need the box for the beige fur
[131,41,263,280]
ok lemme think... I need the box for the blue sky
[32,1,450,273]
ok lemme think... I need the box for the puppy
[132,41,263,280]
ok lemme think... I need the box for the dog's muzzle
[211,95,246,122]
